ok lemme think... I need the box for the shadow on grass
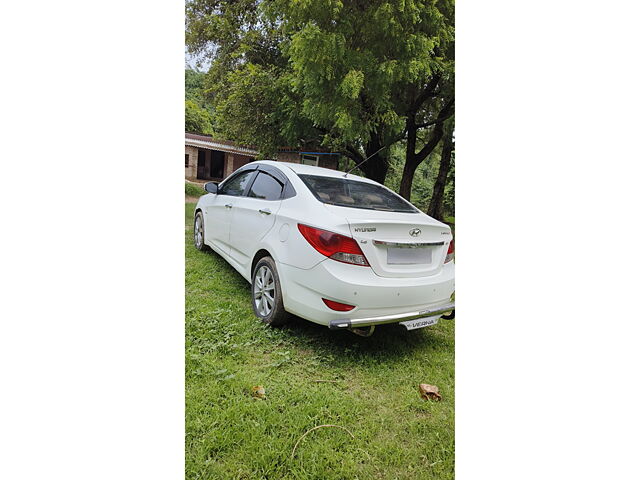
[278,314,451,365]
[189,236,451,365]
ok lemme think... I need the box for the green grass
[185,201,455,479]
[186,182,205,197]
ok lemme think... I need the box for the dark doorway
[196,149,225,180]
[196,150,207,179]
[211,151,224,179]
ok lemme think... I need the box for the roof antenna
[343,145,388,178]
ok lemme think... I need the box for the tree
[186,0,454,190]
[271,0,455,186]
[185,100,214,135]
[185,68,208,106]
[427,120,454,220]
[185,68,216,134]
[400,78,454,199]
[186,1,320,153]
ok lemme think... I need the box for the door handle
[258,208,272,215]
[225,204,233,209]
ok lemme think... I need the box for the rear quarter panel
[258,196,331,271]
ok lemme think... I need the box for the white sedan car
[193,161,454,335]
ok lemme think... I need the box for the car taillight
[297,224,369,266]
[445,238,454,263]
[322,298,356,311]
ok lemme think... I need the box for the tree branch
[409,74,442,115]
[415,122,445,163]
[342,145,364,163]
[415,97,454,129]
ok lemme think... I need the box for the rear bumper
[328,301,454,329]
[278,258,455,327]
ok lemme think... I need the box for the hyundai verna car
[193,161,454,335]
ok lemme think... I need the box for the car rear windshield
[298,174,419,213]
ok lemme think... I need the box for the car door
[204,168,256,255]
[228,169,286,268]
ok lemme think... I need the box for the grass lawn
[185,201,455,479]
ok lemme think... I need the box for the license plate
[387,247,431,265]
[399,315,441,330]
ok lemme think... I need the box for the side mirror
[204,182,218,194]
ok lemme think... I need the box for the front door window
[219,170,254,196]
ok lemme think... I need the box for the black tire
[251,256,289,326]
[194,211,208,251]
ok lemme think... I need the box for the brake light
[322,298,356,311]
[297,224,369,266]
[445,238,454,263]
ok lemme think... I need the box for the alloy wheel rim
[253,266,275,316]
[194,216,203,247]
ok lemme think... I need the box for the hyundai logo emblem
[409,228,421,237]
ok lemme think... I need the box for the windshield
[298,174,418,213]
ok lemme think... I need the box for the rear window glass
[248,172,284,200]
[298,174,418,213]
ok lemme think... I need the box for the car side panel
[228,197,282,269]
[202,194,234,254]
[264,197,351,270]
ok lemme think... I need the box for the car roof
[253,160,378,184]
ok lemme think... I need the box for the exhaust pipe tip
[442,310,455,320]
[350,325,376,337]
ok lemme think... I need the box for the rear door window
[299,174,418,213]
[248,172,284,200]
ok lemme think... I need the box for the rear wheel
[251,257,289,326]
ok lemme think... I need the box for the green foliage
[185,182,204,197]
[212,64,314,155]
[340,70,365,100]
[274,0,453,148]
[186,69,215,113]
[443,155,455,217]
[185,68,206,104]
[185,68,216,134]
[186,0,455,175]
[185,100,214,135]
[185,201,455,479]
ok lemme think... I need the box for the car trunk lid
[323,205,452,278]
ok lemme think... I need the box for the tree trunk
[358,154,389,183]
[399,123,444,200]
[399,156,418,201]
[356,134,389,184]
[399,95,453,200]
[427,123,454,220]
